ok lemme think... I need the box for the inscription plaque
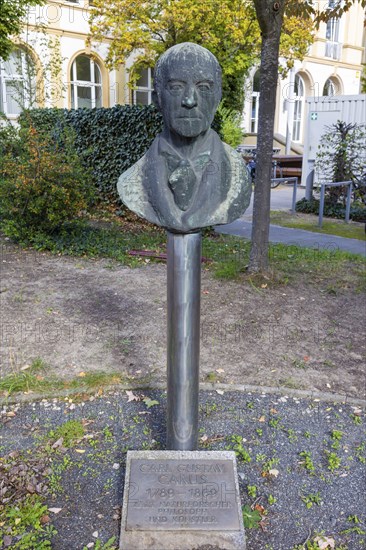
[127,458,240,531]
[120,451,246,550]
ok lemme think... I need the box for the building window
[325,0,341,60]
[323,78,340,96]
[132,68,153,105]
[250,70,260,133]
[292,74,304,142]
[0,48,36,116]
[70,54,102,109]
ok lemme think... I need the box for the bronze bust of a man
[117,42,251,233]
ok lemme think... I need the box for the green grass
[3,216,366,289]
[0,359,131,396]
[0,493,56,549]
[270,210,366,240]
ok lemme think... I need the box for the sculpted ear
[152,90,160,111]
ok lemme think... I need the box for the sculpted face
[153,44,222,139]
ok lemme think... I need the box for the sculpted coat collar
[143,129,231,233]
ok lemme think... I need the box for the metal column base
[166,231,201,451]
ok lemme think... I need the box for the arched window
[250,70,260,133]
[70,54,102,109]
[323,78,340,96]
[293,74,304,142]
[0,47,36,116]
[132,68,154,105]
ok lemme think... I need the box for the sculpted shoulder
[117,155,159,225]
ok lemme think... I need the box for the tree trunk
[249,0,285,272]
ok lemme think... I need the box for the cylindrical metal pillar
[166,231,201,450]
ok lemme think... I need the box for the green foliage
[295,197,366,223]
[83,538,117,550]
[301,491,322,509]
[0,120,94,242]
[88,0,313,112]
[48,420,85,447]
[299,451,315,473]
[18,106,222,204]
[0,0,45,60]
[242,505,262,529]
[0,494,56,549]
[216,103,243,148]
[361,66,366,94]
[314,121,366,205]
[228,435,251,463]
[326,451,341,472]
[247,485,257,498]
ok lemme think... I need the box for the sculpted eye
[168,82,184,93]
[197,82,213,93]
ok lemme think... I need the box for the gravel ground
[1,388,365,550]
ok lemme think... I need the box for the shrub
[0,122,95,241]
[315,120,366,205]
[295,197,366,222]
[216,103,243,147]
[19,105,223,204]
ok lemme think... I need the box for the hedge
[296,197,366,222]
[19,105,223,204]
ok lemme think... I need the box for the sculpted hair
[153,42,222,99]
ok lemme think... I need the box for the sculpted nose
[181,86,197,108]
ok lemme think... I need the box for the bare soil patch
[1,235,365,399]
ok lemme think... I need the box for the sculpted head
[153,43,222,139]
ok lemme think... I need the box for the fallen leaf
[314,535,335,549]
[270,408,278,414]
[20,364,31,371]
[92,531,99,538]
[15,518,21,526]
[258,415,266,422]
[143,397,159,409]
[254,504,266,514]
[303,356,310,362]
[216,389,224,395]
[261,284,267,288]
[52,437,64,449]
[126,390,140,402]
[75,449,85,454]
[268,468,279,478]
[216,368,225,373]
[49,508,62,514]
[6,412,16,417]
[78,372,86,377]
[40,515,50,524]
[200,434,208,442]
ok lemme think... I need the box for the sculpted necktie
[163,152,211,211]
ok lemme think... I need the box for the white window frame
[70,55,102,109]
[0,49,33,117]
[132,68,154,105]
[325,0,342,60]
[250,70,260,133]
[292,74,304,143]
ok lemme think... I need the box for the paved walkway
[216,219,366,256]
[216,185,366,256]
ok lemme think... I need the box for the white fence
[302,94,366,200]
